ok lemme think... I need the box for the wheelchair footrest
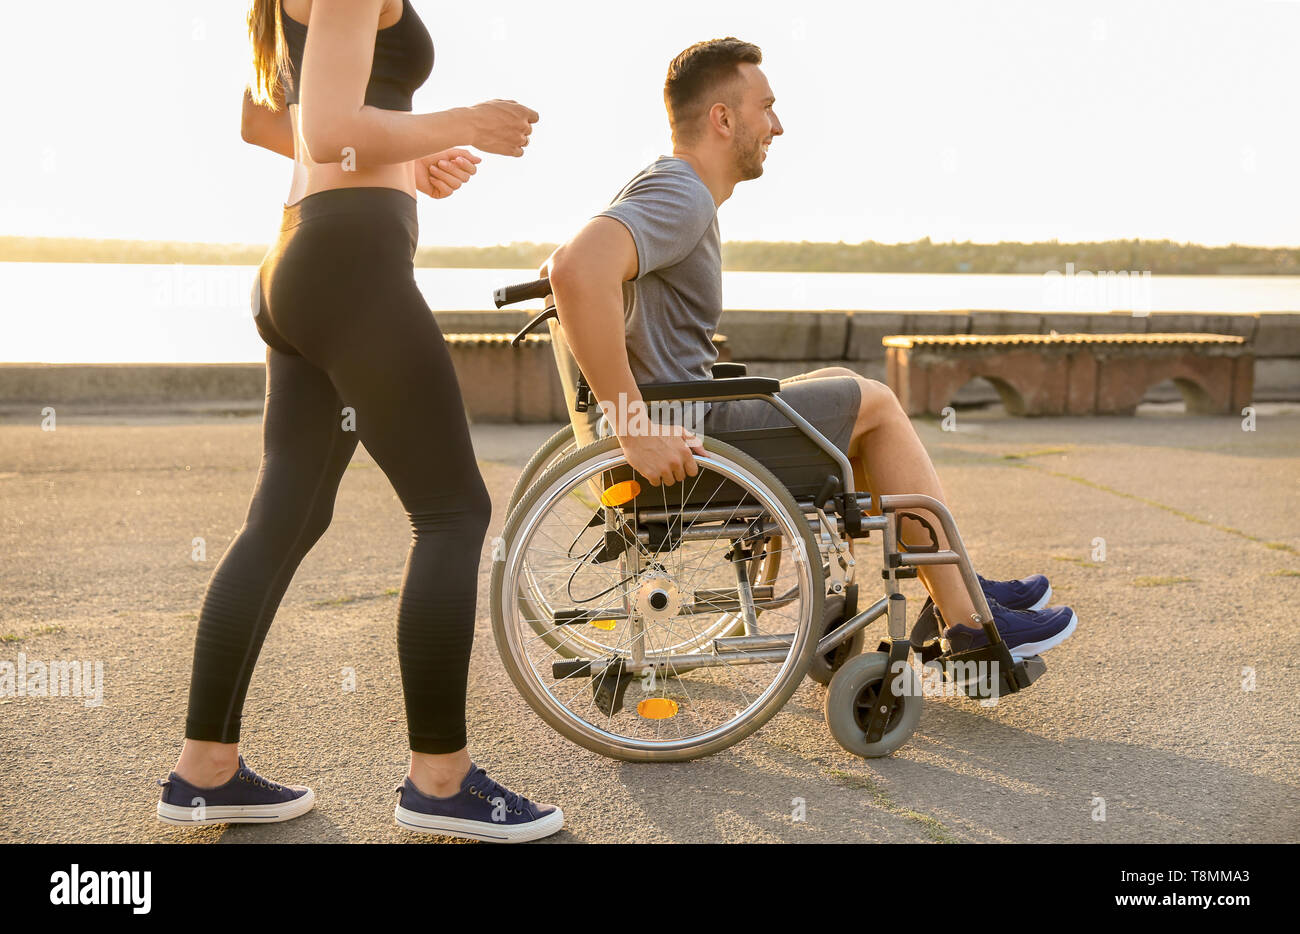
[593,675,634,716]
[936,643,1047,699]
[1014,654,1047,690]
[551,657,636,716]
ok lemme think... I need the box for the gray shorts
[702,373,862,457]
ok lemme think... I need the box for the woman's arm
[241,87,295,158]
[299,0,536,167]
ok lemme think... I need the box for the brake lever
[510,305,559,348]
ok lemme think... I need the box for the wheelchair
[489,277,1049,762]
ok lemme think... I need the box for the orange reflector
[600,480,641,507]
[637,698,679,719]
[589,618,617,631]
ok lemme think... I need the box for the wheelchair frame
[492,277,1047,758]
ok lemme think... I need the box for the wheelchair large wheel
[492,435,823,761]
[824,652,922,757]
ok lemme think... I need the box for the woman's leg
[178,346,358,784]
[257,190,492,796]
[298,275,492,795]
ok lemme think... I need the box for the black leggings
[184,186,491,754]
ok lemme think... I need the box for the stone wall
[1,310,1296,421]
[718,309,1297,408]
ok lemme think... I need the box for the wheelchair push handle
[494,277,551,308]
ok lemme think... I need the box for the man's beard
[733,121,766,180]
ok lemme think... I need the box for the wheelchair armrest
[638,377,780,402]
[710,362,748,379]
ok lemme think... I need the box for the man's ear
[708,101,733,139]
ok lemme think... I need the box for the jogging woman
[155,0,562,843]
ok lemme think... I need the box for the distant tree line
[1,235,1296,274]
[721,238,1300,275]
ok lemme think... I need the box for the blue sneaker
[156,755,314,826]
[978,573,1051,611]
[945,599,1078,660]
[394,763,564,843]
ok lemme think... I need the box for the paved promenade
[2,406,1297,843]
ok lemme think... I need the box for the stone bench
[883,333,1254,416]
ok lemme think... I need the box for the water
[1,263,1296,363]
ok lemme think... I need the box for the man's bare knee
[852,377,904,437]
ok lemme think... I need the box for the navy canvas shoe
[394,763,563,843]
[978,573,1051,611]
[156,755,314,826]
[945,599,1078,660]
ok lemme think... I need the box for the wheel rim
[500,447,817,755]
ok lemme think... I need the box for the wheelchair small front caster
[824,651,923,758]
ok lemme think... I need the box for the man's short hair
[664,38,763,144]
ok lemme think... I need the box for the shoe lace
[988,597,1043,628]
[236,764,282,792]
[467,768,526,814]
[979,573,1029,596]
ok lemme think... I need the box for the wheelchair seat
[709,426,840,501]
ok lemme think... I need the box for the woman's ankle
[174,740,240,787]
[408,748,472,797]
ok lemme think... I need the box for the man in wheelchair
[538,38,1078,663]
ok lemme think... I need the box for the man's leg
[708,366,1074,655]
[791,367,982,627]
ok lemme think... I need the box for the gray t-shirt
[595,156,722,385]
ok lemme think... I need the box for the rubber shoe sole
[1025,582,1052,612]
[394,802,564,843]
[156,787,316,826]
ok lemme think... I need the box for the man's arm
[546,219,703,486]
[546,218,639,427]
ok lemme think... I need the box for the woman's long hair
[248,0,288,109]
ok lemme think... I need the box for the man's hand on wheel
[617,425,706,487]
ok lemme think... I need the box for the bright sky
[1,0,1296,247]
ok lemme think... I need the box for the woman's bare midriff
[283,105,416,207]
[280,0,416,208]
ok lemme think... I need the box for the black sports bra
[280,0,434,113]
